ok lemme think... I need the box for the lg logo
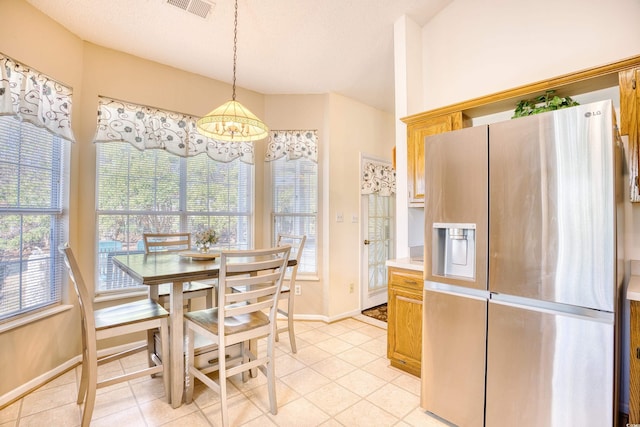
[584,111,602,118]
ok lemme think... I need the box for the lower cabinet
[631,300,640,423]
[387,266,423,377]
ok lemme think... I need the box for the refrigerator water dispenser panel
[432,223,476,280]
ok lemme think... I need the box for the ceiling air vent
[166,0,214,19]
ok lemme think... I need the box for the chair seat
[94,298,169,330]
[185,307,269,336]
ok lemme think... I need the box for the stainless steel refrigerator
[421,100,624,427]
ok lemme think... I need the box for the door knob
[364,240,370,245]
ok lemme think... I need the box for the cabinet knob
[364,240,370,245]
[637,347,640,359]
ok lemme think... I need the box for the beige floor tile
[354,323,387,338]
[0,400,20,423]
[90,384,138,421]
[297,328,334,345]
[39,369,77,391]
[191,378,241,409]
[266,397,330,427]
[336,330,375,346]
[305,382,361,416]
[275,353,307,377]
[314,321,352,336]
[129,375,168,404]
[138,398,198,426]
[334,399,399,427]
[366,383,419,418]
[309,355,356,381]
[289,344,332,366]
[18,402,80,427]
[335,346,379,367]
[200,393,264,427]
[358,336,388,355]
[20,382,78,417]
[402,407,451,426]
[244,379,299,412]
[279,367,331,396]
[159,409,212,427]
[391,371,421,396]
[314,336,354,355]
[90,405,146,427]
[335,369,387,397]
[0,421,17,427]
[240,413,278,426]
[361,357,402,382]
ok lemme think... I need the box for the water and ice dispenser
[431,223,476,280]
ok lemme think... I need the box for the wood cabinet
[620,67,640,202]
[387,266,423,376]
[405,112,466,207]
[631,300,640,423]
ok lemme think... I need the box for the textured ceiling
[25,0,451,113]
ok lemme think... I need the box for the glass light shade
[196,99,269,142]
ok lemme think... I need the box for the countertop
[386,257,424,272]
[628,275,640,301]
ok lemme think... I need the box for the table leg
[169,281,184,408]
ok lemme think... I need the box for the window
[271,156,318,275]
[0,117,68,321]
[96,142,253,292]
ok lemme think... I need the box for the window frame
[0,117,69,322]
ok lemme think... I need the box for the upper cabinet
[405,112,466,207]
[402,55,640,205]
[620,67,640,202]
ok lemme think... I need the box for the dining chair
[184,245,291,427]
[60,244,170,427]
[142,232,215,310]
[272,233,306,353]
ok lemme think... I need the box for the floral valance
[264,130,318,163]
[361,160,396,196]
[94,97,254,164]
[0,53,75,142]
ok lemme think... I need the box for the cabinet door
[407,112,465,206]
[388,285,423,376]
[620,68,640,202]
[631,301,640,423]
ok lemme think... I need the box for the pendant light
[196,0,268,141]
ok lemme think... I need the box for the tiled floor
[0,317,448,427]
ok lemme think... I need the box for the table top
[112,252,296,286]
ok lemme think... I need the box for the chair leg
[219,340,229,427]
[159,319,171,403]
[266,334,278,415]
[184,326,195,404]
[80,359,98,427]
[76,351,89,404]
[287,293,297,353]
[206,287,214,309]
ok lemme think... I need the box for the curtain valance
[94,97,254,164]
[361,160,396,196]
[265,130,318,163]
[0,53,76,142]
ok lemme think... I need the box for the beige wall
[0,0,395,399]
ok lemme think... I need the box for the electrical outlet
[349,283,354,293]
[295,285,302,295]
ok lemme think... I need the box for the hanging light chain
[232,0,238,101]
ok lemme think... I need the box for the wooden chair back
[143,232,191,253]
[276,233,306,285]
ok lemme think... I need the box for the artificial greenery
[512,90,579,118]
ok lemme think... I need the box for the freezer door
[488,101,617,311]
[424,125,488,291]
[421,287,487,427]
[485,299,614,427]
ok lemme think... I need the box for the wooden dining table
[111,251,296,408]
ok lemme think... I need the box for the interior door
[361,191,395,310]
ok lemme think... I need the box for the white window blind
[96,142,253,292]
[0,117,67,320]
[271,156,317,274]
